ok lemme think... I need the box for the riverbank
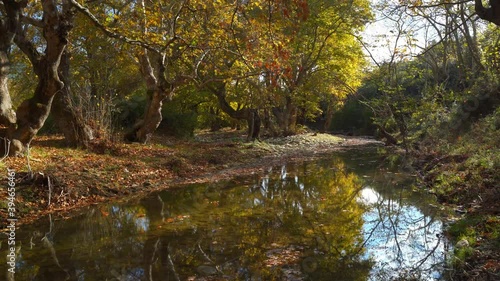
[410,125,500,280]
[0,130,382,227]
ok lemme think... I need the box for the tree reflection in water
[2,150,448,280]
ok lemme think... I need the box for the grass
[411,108,500,278]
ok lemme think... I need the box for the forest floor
[0,129,382,226]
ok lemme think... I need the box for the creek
[1,148,451,280]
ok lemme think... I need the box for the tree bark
[249,109,261,140]
[287,98,298,133]
[8,0,73,155]
[124,51,174,143]
[0,1,23,155]
[323,103,334,132]
[51,51,94,148]
[475,0,500,26]
[0,48,16,129]
[125,88,165,143]
[272,96,297,136]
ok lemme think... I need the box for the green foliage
[115,93,148,129]
[480,24,500,71]
[160,99,198,139]
[448,217,482,239]
[196,94,235,132]
[447,217,480,266]
[453,245,474,267]
[329,97,375,135]
[38,113,59,135]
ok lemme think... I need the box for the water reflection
[0,149,449,280]
[361,186,446,280]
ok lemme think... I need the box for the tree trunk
[211,83,261,140]
[247,109,261,140]
[209,107,223,132]
[124,50,173,143]
[272,97,297,136]
[0,49,17,156]
[11,69,60,154]
[0,2,22,155]
[8,0,73,155]
[125,89,165,143]
[0,51,16,128]
[51,51,94,148]
[287,99,298,133]
[323,103,334,132]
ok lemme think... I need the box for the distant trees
[355,0,500,149]
[0,0,371,153]
[191,0,371,137]
[72,0,372,140]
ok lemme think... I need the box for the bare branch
[408,0,473,9]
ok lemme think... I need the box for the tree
[245,0,371,135]
[0,0,20,150]
[192,0,370,137]
[0,0,75,155]
[50,50,94,148]
[71,0,209,143]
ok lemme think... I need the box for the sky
[361,0,437,64]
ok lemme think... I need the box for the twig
[47,176,52,206]
[0,137,11,162]
[26,143,33,180]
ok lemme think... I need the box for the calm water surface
[1,148,450,280]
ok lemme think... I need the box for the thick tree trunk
[287,99,298,133]
[212,84,261,140]
[124,50,172,144]
[51,51,93,148]
[125,89,165,143]
[0,49,16,129]
[209,107,223,132]
[0,2,22,155]
[0,49,17,156]
[11,70,60,154]
[247,109,261,140]
[8,0,73,155]
[323,103,334,132]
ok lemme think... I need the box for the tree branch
[20,15,44,28]
[475,0,500,26]
[68,0,163,53]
